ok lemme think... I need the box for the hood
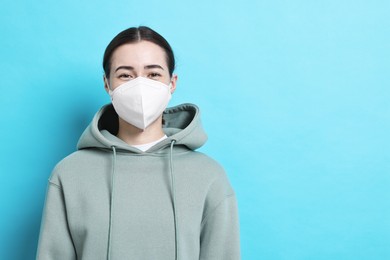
[77,103,208,153]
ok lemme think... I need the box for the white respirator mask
[108,76,172,130]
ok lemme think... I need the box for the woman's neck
[116,115,166,145]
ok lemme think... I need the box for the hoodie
[36,103,240,260]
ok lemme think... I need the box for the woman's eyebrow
[114,64,164,72]
[115,65,134,72]
[144,64,164,70]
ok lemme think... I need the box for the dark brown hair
[103,26,175,78]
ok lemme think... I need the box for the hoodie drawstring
[106,142,178,260]
[107,146,117,260]
[169,140,179,260]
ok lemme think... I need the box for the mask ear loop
[168,74,176,93]
[104,74,114,96]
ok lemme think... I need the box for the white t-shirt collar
[130,135,168,152]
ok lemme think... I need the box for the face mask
[108,77,172,130]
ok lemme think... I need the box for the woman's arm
[36,182,76,260]
[199,181,240,259]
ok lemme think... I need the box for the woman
[36,26,240,260]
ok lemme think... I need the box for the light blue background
[1,0,389,259]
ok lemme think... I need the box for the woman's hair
[103,26,175,78]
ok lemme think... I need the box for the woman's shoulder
[178,150,233,192]
[186,152,236,214]
[48,149,108,186]
[181,150,226,175]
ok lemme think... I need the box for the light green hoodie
[36,103,240,260]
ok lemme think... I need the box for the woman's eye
[148,72,161,79]
[119,74,132,79]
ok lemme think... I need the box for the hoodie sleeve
[36,181,76,260]
[199,179,240,259]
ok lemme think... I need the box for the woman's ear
[170,74,178,94]
[103,75,110,94]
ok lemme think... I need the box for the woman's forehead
[111,41,167,68]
